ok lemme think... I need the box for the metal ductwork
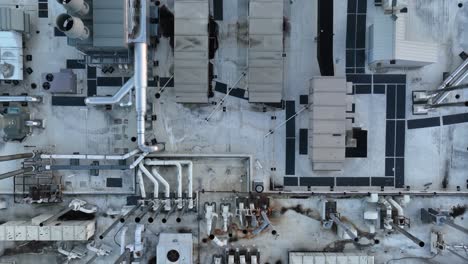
[432,58,468,104]
[132,1,164,153]
[56,14,89,40]
[0,96,41,103]
[85,77,134,105]
[0,167,34,181]
[0,152,34,162]
[83,0,164,153]
[56,0,89,16]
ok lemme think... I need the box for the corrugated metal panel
[174,0,209,103]
[309,77,347,171]
[367,15,395,65]
[394,14,438,63]
[0,7,30,33]
[368,13,437,67]
[92,0,127,48]
[248,0,284,103]
[289,252,374,264]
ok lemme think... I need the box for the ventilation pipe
[133,224,145,256]
[138,163,159,199]
[56,14,89,40]
[390,222,425,247]
[145,159,194,209]
[120,226,128,254]
[0,152,34,162]
[145,160,183,208]
[41,149,139,160]
[378,196,393,230]
[136,170,147,199]
[132,0,164,154]
[386,197,404,220]
[221,204,232,232]
[0,167,34,181]
[56,0,89,16]
[179,160,194,209]
[205,202,218,235]
[119,89,133,107]
[433,58,468,104]
[0,96,41,103]
[150,167,171,210]
[212,236,228,247]
[129,152,148,170]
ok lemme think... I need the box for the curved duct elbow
[137,134,165,153]
[386,197,404,218]
[56,0,89,16]
[56,14,89,40]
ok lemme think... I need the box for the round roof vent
[167,249,180,262]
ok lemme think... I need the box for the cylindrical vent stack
[56,0,89,16]
[56,14,89,40]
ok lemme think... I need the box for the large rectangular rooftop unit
[174,0,209,103]
[309,77,347,171]
[92,0,128,49]
[368,13,437,68]
[248,0,284,103]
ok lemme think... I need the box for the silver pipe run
[433,58,468,104]
[0,152,34,162]
[0,96,41,103]
[133,0,164,153]
[0,167,34,181]
[85,77,134,105]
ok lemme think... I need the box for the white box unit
[0,215,95,241]
[368,13,437,68]
[248,0,284,103]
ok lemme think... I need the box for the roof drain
[132,0,164,153]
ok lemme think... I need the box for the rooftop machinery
[413,57,468,114]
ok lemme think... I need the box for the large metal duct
[433,58,468,104]
[0,96,41,103]
[0,153,34,162]
[133,1,164,153]
[56,14,89,40]
[56,0,89,16]
[85,77,134,105]
[0,167,34,181]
